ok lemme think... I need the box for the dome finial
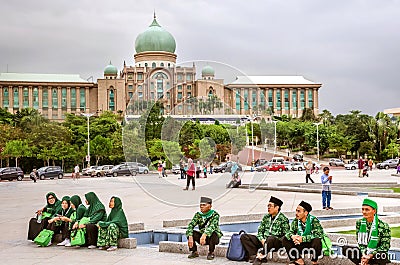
[154,10,156,19]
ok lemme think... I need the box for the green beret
[362,198,377,210]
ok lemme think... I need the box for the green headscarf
[84,192,106,218]
[100,196,128,238]
[44,192,61,216]
[59,196,74,218]
[70,195,86,221]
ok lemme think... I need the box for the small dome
[104,62,118,75]
[202,65,215,76]
[135,17,176,53]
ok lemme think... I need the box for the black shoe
[248,255,256,263]
[187,252,199,259]
[207,252,215,260]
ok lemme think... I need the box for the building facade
[0,15,321,120]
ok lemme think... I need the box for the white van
[270,157,285,164]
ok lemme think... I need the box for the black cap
[299,201,312,212]
[200,196,212,204]
[269,196,283,207]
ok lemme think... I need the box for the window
[3,87,9,108]
[187,85,191,90]
[151,82,155,90]
[109,89,115,111]
[157,79,163,98]
[52,89,58,109]
[178,92,182,99]
[260,90,265,109]
[268,90,273,108]
[244,89,249,111]
[160,62,164,67]
[151,92,154,99]
[43,88,48,108]
[61,88,67,109]
[292,91,297,110]
[13,87,19,108]
[128,74,133,80]
[276,90,281,110]
[187,92,191,98]
[152,62,156,68]
[80,89,85,111]
[137,73,143,80]
[166,82,170,89]
[177,74,183,80]
[138,85,142,90]
[252,90,257,109]
[23,87,29,108]
[144,63,148,67]
[177,85,182,90]
[236,90,241,111]
[308,90,313,108]
[33,88,39,109]
[138,92,143,99]
[284,89,289,110]
[166,92,170,99]
[70,88,76,109]
[128,85,133,90]
[186,74,192,81]
[300,90,305,109]
[128,92,133,99]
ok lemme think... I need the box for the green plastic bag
[71,229,86,246]
[321,235,333,256]
[42,212,52,219]
[79,217,90,225]
[34,229,54,247]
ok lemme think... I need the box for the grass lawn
[374,188,400,193]
[337,226,400,238]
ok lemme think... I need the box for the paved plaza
[0,168,399,264]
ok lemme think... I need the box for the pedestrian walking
[305,160,314,183]
[162,160,167,178]
[203,165,207,178]
[179,159,186,179]
[321,166,333,210]
[209,164,213,174]
[358,157,364,178]
[196,161,201,179]
[368,158,373,171]
[183,158,196,190]
[73,164,80,180]
[157,160,163,178]
[30,168,38,183]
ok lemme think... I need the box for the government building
[0,15,322,121]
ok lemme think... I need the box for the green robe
[356,218,391,255]
[70,195,86,221]
[84,192,106,224]
[98,197,129,238]
[285,215,324,243]
[257,212,290,241]
[186,210,223,238]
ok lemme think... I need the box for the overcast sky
[1,0,399,115]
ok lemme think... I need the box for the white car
[292,162,305,171]
[345,161,358,170]
[283,161,293,171]
[137,163,149,174]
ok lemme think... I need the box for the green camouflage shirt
[257,212,290,241]
[356,218,391,255]
[285,215,324,243]
[186,211,223,238]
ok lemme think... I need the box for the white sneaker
[106,246,118,251]
[64,241,72,247]
[47,241,52,247]
[57,239,68,246]
[88,245,97,249]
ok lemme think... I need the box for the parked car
[92,165,114,177]
[106,164,138,177]
[329,158,345,167]
[137,163,149,174]
[254,159,267,167]
[82,166,99,176]
[37,166,64,180]
[283,161,293,171]
[376,159,399,170]
[256,163,286,172]
[344,161,358,170]
[0,167,24,181]
[172,164,181,174]
[293,154,304,162]
[224,162,242,173]
[292,162,305,171]
[214,162,242,173]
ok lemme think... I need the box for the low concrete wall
[129,222,144,231]
[118,238,137,249]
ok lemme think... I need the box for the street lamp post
[81,113,95,168]
[314,122,322,162]
[272,120,278,151]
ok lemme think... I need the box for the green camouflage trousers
[97,223,120,247]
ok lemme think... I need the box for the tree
[91,135,113,165]
[3,140,32,167]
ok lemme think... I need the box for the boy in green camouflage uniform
[186,196,223,260]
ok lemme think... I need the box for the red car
[256,163,286,172]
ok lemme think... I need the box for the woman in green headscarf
[28,192,62,240]
[46,196,74,246]
[97,196,128,251]
[79,191,106,248]
[57,195,87,247]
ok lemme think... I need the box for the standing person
[240,196,289,264]
[186,197,223,260]
[397,162,400,174]
[282,201,324,265]
[80,192,107,249]
[342,198,391,265]
[179,159,186,179]
[305,161,315,183]
[321,166,333,210]
[157,160,163,178]
[73,164,80,180]
[203,165,207,178]
[196,161,201,179]
[97,196,128,251]
[358,157,365,178]
[30,168,38,183]
[162,160,167,178]
[209,164,213,175]
[183,158,195,190]
[368,159,373,171]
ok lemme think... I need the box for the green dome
[135,17,176,53]
[104,62,118,75]
[202,65,215,76]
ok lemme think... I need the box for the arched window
[151,72,169,99]
[13,87,19,108]
[145,63,148,67]
[33,88,39,109]
[42,88,48,108]
[152,62,156,68]
[208,87,214,97]
[52,88,58,109]
[3,88,9,108]
[160,62,164,67]
[23,87,29,108]
[109,88,115,111]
